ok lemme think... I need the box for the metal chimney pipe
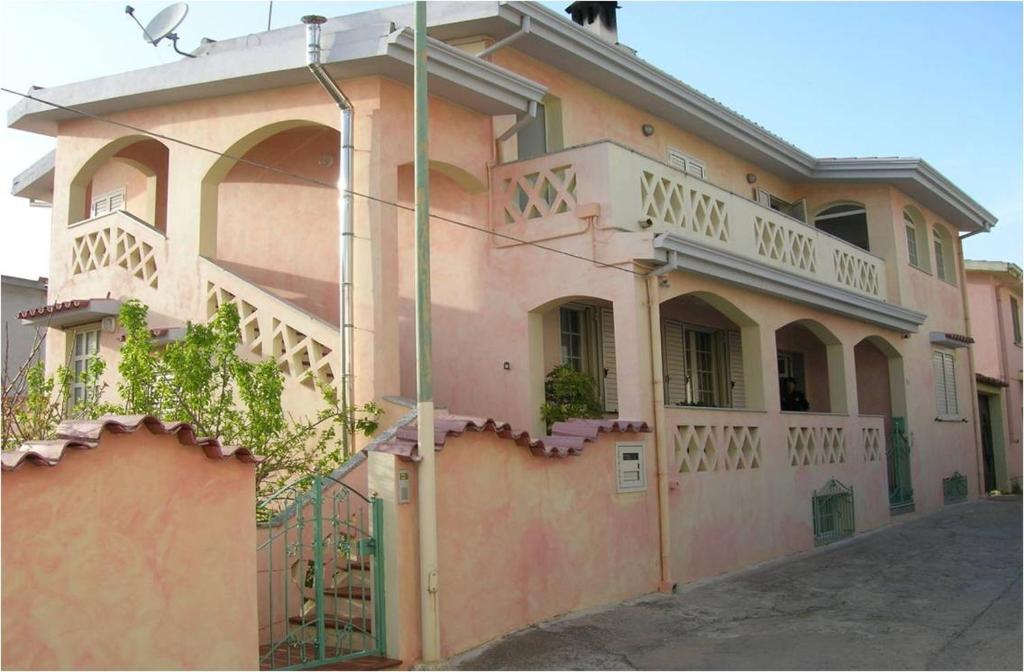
[302,15,356,458]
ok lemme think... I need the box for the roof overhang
[18,299,121,328]
[964,260,1023,287]
[10,149,54,203]
[6,19,545,136]
[928,331,974,348]
[654,232,927,334]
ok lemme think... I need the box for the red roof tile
[976,373,1009,388]
[370,414,651,461]
[2,414,262,471]
[17,299,92,320]
[943,332,975,345]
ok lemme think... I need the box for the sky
[0,0,1021,281]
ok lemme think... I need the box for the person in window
[780,377,810,412]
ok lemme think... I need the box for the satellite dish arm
[168,33,196,58]
[125,5,157,45]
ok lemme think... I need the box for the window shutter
[727,330,746,409]
[943,352,958,416]
[662,320,687,405]
[109,190,125,211]
[600,307,618,413]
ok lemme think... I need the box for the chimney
[565,1,620,44]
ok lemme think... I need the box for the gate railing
[887,417,914,512]
[942,471,968,504]
[257,475,385,670]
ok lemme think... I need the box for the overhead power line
[1,87,645,277]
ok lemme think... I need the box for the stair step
[323,586,371,600]
[289,615,372,634]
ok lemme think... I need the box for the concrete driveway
[453,498,1022,671]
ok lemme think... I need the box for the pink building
[965,260,1023,493]
[5,2,1004,667]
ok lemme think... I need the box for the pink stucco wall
[1,430,258,670]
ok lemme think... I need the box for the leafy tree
[539,363,604,431]
[113,299,381,498]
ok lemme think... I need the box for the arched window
[903,207,930,271]
[932,224,956,284]
[814,203,869,251]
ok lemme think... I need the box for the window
[1011,297,1021,345]
[559,304,617,412]
[663,320,741,408]
[91,188,125,218]
[559,306,584,372]
[777,351,806,392]
[904,212,919,267]
[934,236,947,282]
[758,189,808,223]
[616,443,647,492]
[667,149,706,179]
[69,327,101,408]
[515,96,563,161]
[932,350,959,417]
[814,203,870,251]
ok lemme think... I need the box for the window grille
[812,478,855,546]
[1011,297,1021,345]
[904,212,919,267]
[943,472,968,504]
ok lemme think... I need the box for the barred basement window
[943,472,968,504]
[812,478,855,546]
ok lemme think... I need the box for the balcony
[491,141,888,302]
[67,210,165,290]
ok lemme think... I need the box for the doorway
[978,393,996,493]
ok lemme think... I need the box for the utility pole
[414,0,441,664]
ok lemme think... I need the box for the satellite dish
[143,2,188,45]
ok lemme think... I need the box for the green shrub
[540,364,603,431]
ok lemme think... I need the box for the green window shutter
[663,319,686,406]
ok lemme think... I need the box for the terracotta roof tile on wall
[976,373,1009,388]
[2,415,262,471]
[370,413,651,462]
[16,299,92,320]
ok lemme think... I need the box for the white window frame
[90,187,126,218]
[933,349,959,419]
[1011,296,1022,346]
[667,148,706,179]
[933,233,947,282]
[904,212,920,268]
[68,324,101,408]
[616,442,647,493]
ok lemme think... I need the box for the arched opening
[68,137,169,232]
[527,295,618,432]
[932,223,957,284]
[903,206,930,271]
[774,319,847,413]
[855,334,911,510]
[659,292,762,410]
[201,121,340,322]
[813,202,869,251]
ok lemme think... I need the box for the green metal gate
[812,478,856,546]
[887,417,914,513]
[257,475,386,670]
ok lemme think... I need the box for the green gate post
[888,417,914,511]
[313,477,326,662]
[372,497,387,656]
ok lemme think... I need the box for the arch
[395,159,486,194]
[67,135,170,227]
[658,290,764,410]
[903,205,930,271]
[813,201,870,251]
[527,294,617,434]
[854,334,907,428]
[199,119,338,256]
[774,318,847,413]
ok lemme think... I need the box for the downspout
[494,100,538,163]
[645,272,674,593]
[955,233,985,497]
[303,15,356,456]
[477,15,531,60]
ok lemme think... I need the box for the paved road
[453,499,1022,670]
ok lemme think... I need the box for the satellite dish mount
[125,3,196,58]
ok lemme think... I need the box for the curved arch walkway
[453,498,1022,671]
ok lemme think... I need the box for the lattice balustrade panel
[832,249,880,296]
[754,216,817,273]
[675,424,762,474]
[862,427,882,462]
[788,426,847,466]
[70,224,159,288]
[688,188,730,242]
[640,170,687,228]
[503,164,577,225]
